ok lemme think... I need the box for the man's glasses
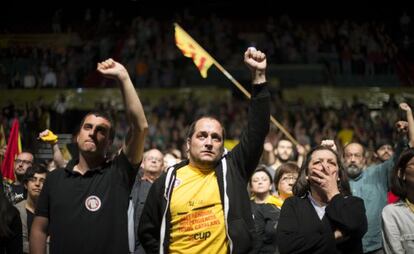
[14,159,32,165]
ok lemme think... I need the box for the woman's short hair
[249,165,273,186]
[23,164,48,184]
[274,162,300,191]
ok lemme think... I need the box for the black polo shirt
[36,152,137,254]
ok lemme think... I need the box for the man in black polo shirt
[30,58,148,254]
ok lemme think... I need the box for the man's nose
[89,128,97,137]
[350,155,358,161]
[204,137,213,146]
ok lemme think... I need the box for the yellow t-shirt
[169,165,228,254]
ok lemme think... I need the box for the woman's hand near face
[309,164,340,202]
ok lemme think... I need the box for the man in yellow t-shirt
[169,164,227,253]
[139,47,270,254]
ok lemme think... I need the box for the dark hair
[276,138,293,148]
[79,111,115,141]
[375,140,394,152]
[391,148,414,199]
[274,162,300,191]
[186,116,226,141]
[0,186,18,237]
[23,164,48,184]
[249,165,273,186]
[293,145,351,197]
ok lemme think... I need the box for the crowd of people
[1,7,414,254]
[0,80,404,166]
[0,47,414,254]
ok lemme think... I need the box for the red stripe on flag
[1,119,21,182]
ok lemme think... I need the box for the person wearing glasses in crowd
[273,162,300,208]
[4,152,34,204]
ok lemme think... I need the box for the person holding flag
[138,47,270,254]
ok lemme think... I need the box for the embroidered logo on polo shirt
[85,195,101,212]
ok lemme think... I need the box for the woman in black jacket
[276,145,367,254]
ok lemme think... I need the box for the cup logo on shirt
[85,195,101,212]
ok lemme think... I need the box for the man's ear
[186,138,191,153]
[361,155,367,166]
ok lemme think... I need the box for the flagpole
[174,23,299,147]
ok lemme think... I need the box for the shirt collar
[64,158,109,176]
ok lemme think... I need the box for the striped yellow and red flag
[174,23,214,78]
[1,119,22,183]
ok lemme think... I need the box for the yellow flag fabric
[0,124,5,147]
[174,23,214,78]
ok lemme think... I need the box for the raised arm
[400,102,414,147]
[262,142,276,165]
[230,48,270,179]
[97,59,148,165]
[244,47,267,85]
[39,129,66,169]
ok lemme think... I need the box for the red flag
[1,119,22,183]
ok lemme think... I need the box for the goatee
[346,165,362,179]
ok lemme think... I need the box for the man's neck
[13,180,22,185]
[141,171,160,183]
[14,174,24,185]
[75,154,106,175]
[188,161,215,172]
